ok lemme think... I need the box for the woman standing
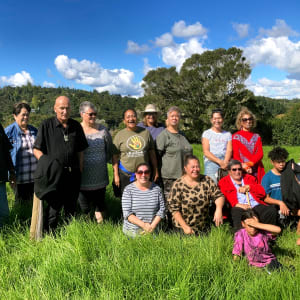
[232,108,265,183]
[202,109,232,183]
[5,102,37,204]
[156,106,193,200]
[79,101,112,223]
[137,104,164,141]
[112,109,158,195]
[122,163,165,237]
[168,155,224,235]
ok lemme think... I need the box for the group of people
[0,97,299,271]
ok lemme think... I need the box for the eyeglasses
[241,117,253,122]
[136,170,150,175]
[84,112,97,117]
[231,168,242,172]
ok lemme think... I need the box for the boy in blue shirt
[262,147,290,222]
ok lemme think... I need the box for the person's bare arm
[213,196,224,226]
[77,151,84,172]
[149,149,159,181]
[224,140,232,166]
[33,148,44,160]
[150,216,162,232]
[127,215,152,232]
[245,218,281,235]
[264,195,290,216]
[112,154,120,187]
[172,211,194,234]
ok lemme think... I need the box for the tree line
[0,47,299,145]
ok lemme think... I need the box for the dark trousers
[44,168,81,232]
[231,204,278,232]
[15,182,34,204]
[78,188,106,214]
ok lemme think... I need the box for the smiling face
[241,114,254,131]
[54,96,71,124]
[123,109,137,130]
[229,164,243,181]
[167,110,180,127]
[81,107,97,126]
[184,158,200,180]
[211,112,223,131]
[135,165,151,185]
[14,108,30,130]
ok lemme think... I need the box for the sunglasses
[84,112,97,117]
[241,117,253,122]
[136,170,150,175]
[231,168,242,172]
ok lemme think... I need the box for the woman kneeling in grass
[122,163,165,237]
[233,209,283,272]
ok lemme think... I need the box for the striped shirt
[122,182,165,236]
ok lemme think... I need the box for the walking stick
[246,191,251,208]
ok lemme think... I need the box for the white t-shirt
[202,129,232,162]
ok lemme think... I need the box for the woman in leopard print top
[168,154,225,235]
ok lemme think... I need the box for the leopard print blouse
[167,175,223,233]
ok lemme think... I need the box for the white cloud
[154,33,174,47]
[246,76,300,99]
[0,71,33,87]
[54,55,142,96]
[43,81,56,88]
[232,23,249,38]
[259,19,298,37]
[243,36,300,78]
[172,20,207,38]
[162,38,208,70]
[126,40,150,54]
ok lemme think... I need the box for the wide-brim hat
[142,104,161,116]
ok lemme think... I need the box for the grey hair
[79,101,97,114]
[228,159,242,170]
[167,106,181,117]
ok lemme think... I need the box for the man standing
[33,96,88,231]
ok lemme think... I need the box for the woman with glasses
[122,162,165,237]
[5,102,37,204]
[79,101,112,223]
[232,108,265,183]
[202,109,232,183]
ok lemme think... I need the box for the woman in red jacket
[232,108,265,183]
[218,160,277,232]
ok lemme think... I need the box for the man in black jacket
[33,96,88,231]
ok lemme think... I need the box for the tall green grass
[0,146,299,299]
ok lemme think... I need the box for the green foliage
[0,85,137,129]
[272,103,300,145]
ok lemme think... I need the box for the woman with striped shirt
[122,162,165,237]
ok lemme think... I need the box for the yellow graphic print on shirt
[126,135,146,158]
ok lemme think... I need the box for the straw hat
[142,104,160,116]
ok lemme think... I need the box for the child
[262,147,290,219]
[232,209,282,271]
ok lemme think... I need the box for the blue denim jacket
[5,122,37,176]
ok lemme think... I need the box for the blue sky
[1,0,300,98]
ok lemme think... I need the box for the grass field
[0,146,300,299]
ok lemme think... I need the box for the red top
[232,130,265,183]
[218,174,266,208]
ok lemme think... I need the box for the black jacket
[281,159,300,210]
[34,155,63,200]
[0,123,14,182]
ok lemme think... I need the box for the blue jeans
[0,183,9,228]
[204,154,224,184]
